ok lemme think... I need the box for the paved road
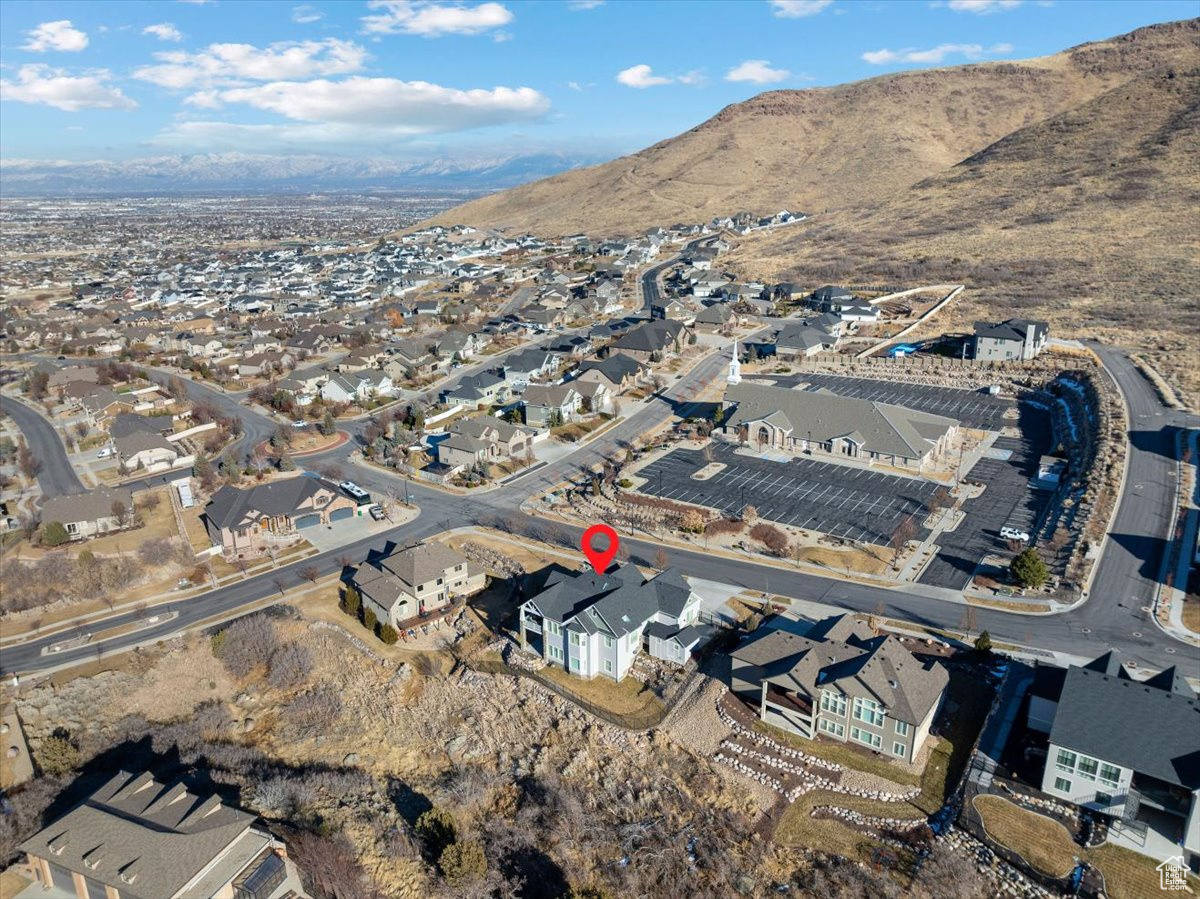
[0,395,85,497]
[5,342,1198,680]
[640,237,708,316]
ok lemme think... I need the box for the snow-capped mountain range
[0,151,610,195]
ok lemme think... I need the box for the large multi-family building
[519,564,704,680]
[352,541,485,628]
[17,770,307,899]
[721,382,958,471]
[729,615,949,765]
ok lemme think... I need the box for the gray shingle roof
[1048,663,1200,789]
[724,383,957,460]
[205,476,333,530]
[731,615,948,726]
[41,485,132,524]
[18,770,256,898]
[524,564,696,639]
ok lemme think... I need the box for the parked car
[1000,526,1031,542]
[97,447,113,459]
[292,420,308,428]
[369,504,385,521]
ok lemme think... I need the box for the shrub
[282,686,342,738]
[268,642,314,689]
[749,522,788,555]
[138,537,175,566]
[37,732,79,777]
[1010,547,1048,589]
[704,517,745,538]
[415,808,457,858]
[439,840,487,886]
[213,614,279,679]
[974,630,993,654]
[617,478,633,489]
[379,624,399,645]
[41,522,69,547]
[363,608,377,633]
[678,510,706,533]
[340,586,361,617]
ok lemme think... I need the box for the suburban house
[970,318,1050,362]
[442,371,509,408]
[40,485,133,540]
[501,349,559,391]
[729,614,949,764]
[204,475,357,556]
[1027,652,1200,865]
[352,541,485,627]
[114,430,184,474]
[522,383,583,427]
[575,354,647,394]
[518,564,705,681]
[320,370,394,404]
[774,322,838,359]
[721,382,958,471]
[438,416,535,469]
[808,285,857,312]
[609,319,691,363]
[17,769,307,899]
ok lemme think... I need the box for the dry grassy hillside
[728,67,1200,399]
[426,20,1199,236]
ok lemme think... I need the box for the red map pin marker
[581,524,619,574]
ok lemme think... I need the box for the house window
[821,691,847,716]
[1098,764,1121,787]
[549,646,562,661]
[818,719,844,738]
[850,727,882,749]
[1053,777,1072,794]
[604,659,613,673]
[893,742,906,758]
[895,720,909,736]
[1076,756,1099,781]
[1055,749,1077,773]
[603,635,613,648]
[570,657,580,671]
[1094,792,1113,806]
[436,577,443,586]
[547,621,561,636]
[852,697,884,727]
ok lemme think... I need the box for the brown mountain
[427,20,1199,236]
[726,63,1200,398]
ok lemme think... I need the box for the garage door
[295,514,321,529]
[330,507,355,522]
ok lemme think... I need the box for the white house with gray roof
[1030,652,1200,864]
[519,564,704,680]
[722,382,958,471]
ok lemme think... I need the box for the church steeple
[727,339,741,385]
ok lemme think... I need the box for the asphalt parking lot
[637,442,936,546]
[764,373,1013,431]
[919,408,1054,590]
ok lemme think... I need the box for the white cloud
[133,39,367,89]
[292,5,324,23]
[945,0,1022,12]
[725,59,791,84]
[201,77,549,134]
[862,42,1013,65]
[769,0,833,18]
[616,64,701,88]
[362,1,514,37]
[567,0,605,9]
[22,20,89,53]
[0,64,136,111]
[143,23,184,42]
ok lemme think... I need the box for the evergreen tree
[1010,547,1049,589]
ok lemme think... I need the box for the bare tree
[268,642,314,689]
[214,614,279,679]
[890,516,917,568]
[960,606,979,641]
[299,565,321,584]
[653,547,669,570]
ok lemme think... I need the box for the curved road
[4,343,1198,679]
[0,395,85,497]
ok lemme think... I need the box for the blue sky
[0,0,1194,163]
